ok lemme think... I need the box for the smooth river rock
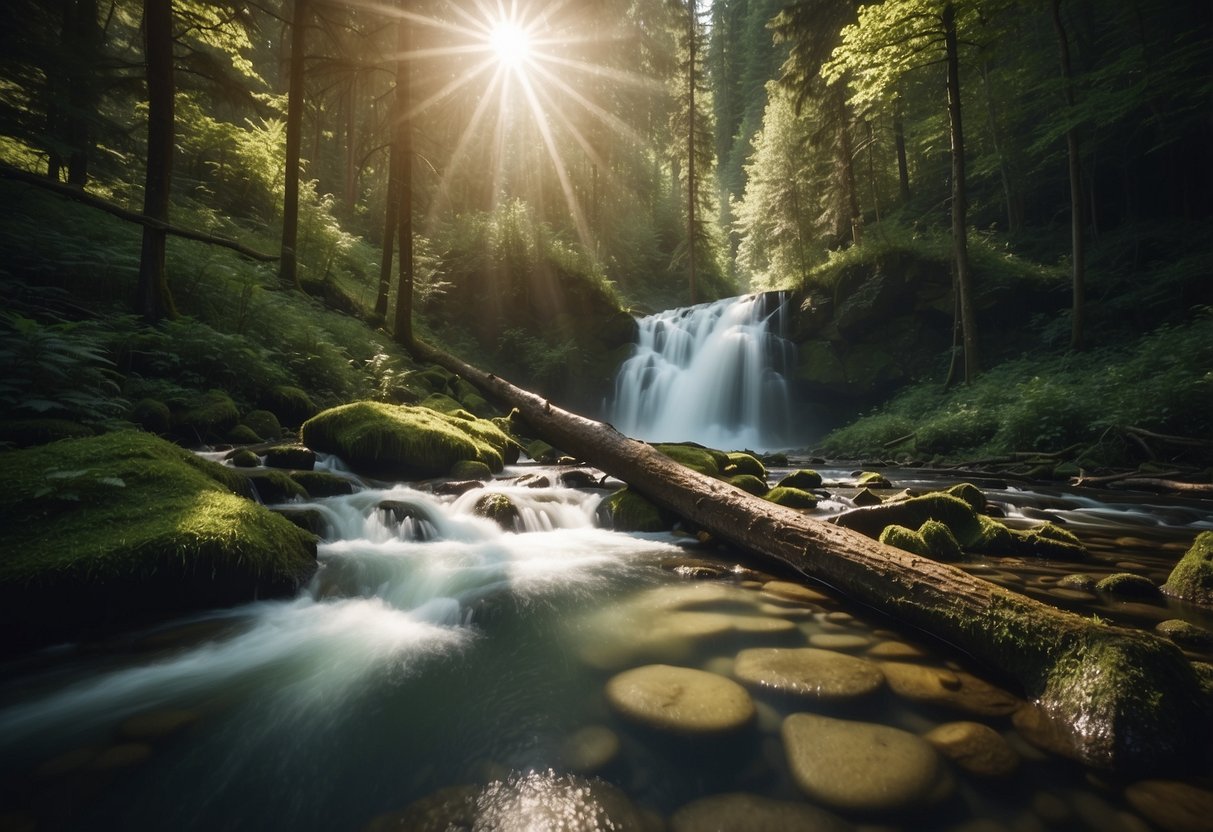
[1124,779,1213,832]
[605,664,755,735]
[762,581,832,605]
[923,721,1019,777]
[880,662,1021,716]
[561,725,621,774]
[670,792,852,832]
[781,712,952,813]
[734,647,885,701]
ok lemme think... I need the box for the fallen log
[414,341,1209,775]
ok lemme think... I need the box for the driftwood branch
[1,165,278,262]
[414,340,1209,775]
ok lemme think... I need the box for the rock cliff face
[786,249,1066,429]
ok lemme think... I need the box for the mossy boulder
[598,488,672,532]
[764,486,819,509]
[473,492,519,530]
[225,424,262,445]
[171,389,239,441]
[779,469,823,490]
[289,470,354,497]
[241,410,282,441]
[0,419,93,448]
[0,431,317,653]
[1096,573,1160,598]
[728,474,768,496]
[261,385,317,428]
[653,443,728,477]
[879,520,962,562]
[229,448,260,468]
[724,452,766,479]
[128,398,171,435]
[240,468,309,503]
[879,525,930,557]
[263,444,316,471]
[450,459,493,481]
[1162,532,1213,607]
[300,401,514,479]
[857,471,892,488]
[419,392,474,418]
[945,482,987,512]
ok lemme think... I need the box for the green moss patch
[779,469,823,490]
[301,401,515,479]
[1096,573,1160,598]
[0,431,316,652]
[1162,532,1213,607]
[451,459,493,481]
[723,452,766,479]
[653,443,729,477]
[728,474,769,496]
[473,492,520,530]
[242,410,283,441]
[171,389,239,441]
[263,444,316,471]
[598,488,672,532]
[289,470,355,497]
[261,385,317,428]
[764,486,819,509]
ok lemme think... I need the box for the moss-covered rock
[226,424,262,445]
[764,486,818,509]
[1096,572,1160,598]
[779,469,823,490]
[879,525,930,557]
[525,439,559,463]
[473,492,519,530]
[229,448,260,468]
[240,468,309,503]
[857,471,892,488]
[919,519,964,562]
[729,474,768,496]
[450,459,493,481]
[419,392,474,418]
[945,483,987,512]
[300,401,514,479]
[0,431,316,652]
[261,385,317,428]
[242,410,282,441]
[1155,619,1213,652]
[128,398,171,435]
[724,452,766,479]
[172,389,239,441]
[653,443,728,477]
[290,470,355,497]
[1162,532,1213,607]
[262,444,316,471]
[598,488,672,532]
[0,419,94,448]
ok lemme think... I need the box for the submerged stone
[880,662,1021,716]
[781,712,950,813]
[923,721,1019,777]
[734,647,885,701]
[1125,779,1213,832]
[561,725,621,774]
[670,792,851,832]
[605,664,755,735]
[762,580,831,605]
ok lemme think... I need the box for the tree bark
[136,0,176,324]
[893,96,911,203]
[391,7,414,348]
[686,0,698,305]
[943,2,978,383]
[412,340,1208,775]
[279,0,308,290]
[1051,0,1085,351]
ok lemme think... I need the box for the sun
[489,20,532,70]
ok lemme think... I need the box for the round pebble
[1124,780,1213,832]
[781,712,951,812]
[735,647,884,700]
[881,662,1020,716]
[808,633,871,651]
[561,725,620,774]
[924,721,1019,777]
[605,664,755,735]
[866,640,930,661]
[670,792,851,832]
[762,581,831,605]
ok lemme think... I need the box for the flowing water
[608,294,800,451]
[1,456,1211,831]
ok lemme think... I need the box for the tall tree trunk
[375,133,401,321]
[279,0,308,290]
[136,0,175,324]
[829,84,861,245]
[344,75,358,213]
[65,0,100,187]
[1051,0,1085,351]
[943,2,977,383]
[686,0,698,305]
[413,340,1208,777]
[893,96,911,203]
[391,10,414,348]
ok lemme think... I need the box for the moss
[945,483,986,512]
[857,471,892,488]
[419,368,454,393]
[129,398,171,435]
[242,409,282,441]
[728,474,768,496]
[172,389,239,441]
[263,444,316,471]
[229,448,260,468]
[918,519,963,562]
[261,385,317,428]
[1162,531,1213,606]
[0,431,316,651]
[241,468,309,503]
[723,452,766,479]
[1009,523,1086,560]
[778,469,823,490]
[0,419,93,448]
[1155,619,1213,652]
[526,439,559,463]
[450,459,493,480]
[473,492,519,530]
[879,524,931,556]
[420,392,474,418]
[300,401,512,479]
[460,393,492,417]
[1096,573,1160,598]
[289,470,354,498]
[764,486,818,509]
[226,424,262,445]
[653,443,727,477]
[598,488,672,532]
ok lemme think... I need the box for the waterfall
[608,292,799,451]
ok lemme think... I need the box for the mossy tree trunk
[414,341,1209,775]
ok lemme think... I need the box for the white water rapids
[609,293,800,451]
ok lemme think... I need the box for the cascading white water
[608,293,799,451]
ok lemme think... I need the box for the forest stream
[0,457,1210,832]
